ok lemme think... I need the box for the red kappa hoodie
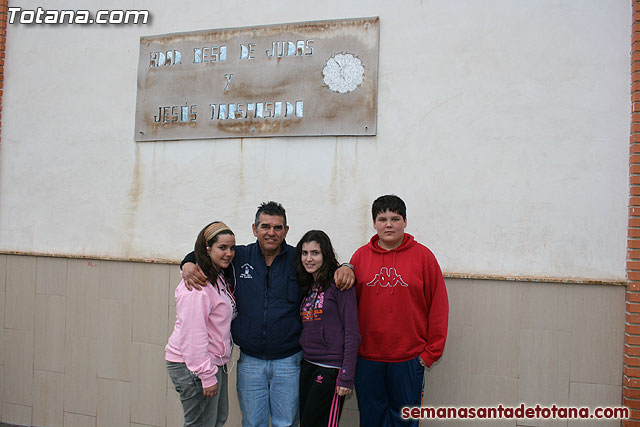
[350,233,449,366]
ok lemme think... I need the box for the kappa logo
[365,267,408,288]
[239,263,254,279]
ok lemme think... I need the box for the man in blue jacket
[181,201,354,427]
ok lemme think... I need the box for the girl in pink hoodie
[166,221,237,427]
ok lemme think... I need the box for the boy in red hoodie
[350,195,449,426]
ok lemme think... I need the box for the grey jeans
[167,361,229,427]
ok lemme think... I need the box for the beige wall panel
[470,280,523,377]
[424,325,472,405]
[98,299,132,381]
[34,294,66,373]
[0,290,4,365]
[64,336,98,416]
[0,254,6,292]
[64,412,96,427]
[518,330,571,427]
[2,403,32,426]
[227,352,242,422]
[571,284,625,331]
[569,285,625,385]
[2,329,34,406]
[466,375,518,426]
[340,407,360,426]
[0,255,628,427]
[35,256,68,297]
[343,389,358,411]
[169,267,180,307]
[5,255,36,331]
[445,279,473,327]
[98,260,134,302]
[66,259,100,339]
[568,382,622,427]
[468,374,518,406]
[132,263,170,345]
[97,378,131,427]
[131,342,166,426]
[32,370,64,427]
[166,386,184,427]
[521,282,572,332]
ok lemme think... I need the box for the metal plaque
[134,17,379,141]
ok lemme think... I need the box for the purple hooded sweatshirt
[298,281,360,388]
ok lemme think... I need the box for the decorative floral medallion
[322,53,364,94]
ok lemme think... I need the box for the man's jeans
[167,361,228,427]
[236,351,302,427]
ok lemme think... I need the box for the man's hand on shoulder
[182,262,207,291]
[334,264,355,290]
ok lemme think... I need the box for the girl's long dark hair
[295,230,339,296]
[194,221,234,290]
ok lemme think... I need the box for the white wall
[0,0,631,280]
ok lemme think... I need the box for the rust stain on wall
[236,138,245,203]
[123,146,143,256]
[329,138,339,205]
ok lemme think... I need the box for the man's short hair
[254,201,287,227]
[371,195,407,221]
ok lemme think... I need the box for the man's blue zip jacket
[181,240,302,360]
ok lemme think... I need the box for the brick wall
[626,1,640,425]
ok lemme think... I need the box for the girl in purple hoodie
[296,230,360,427]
